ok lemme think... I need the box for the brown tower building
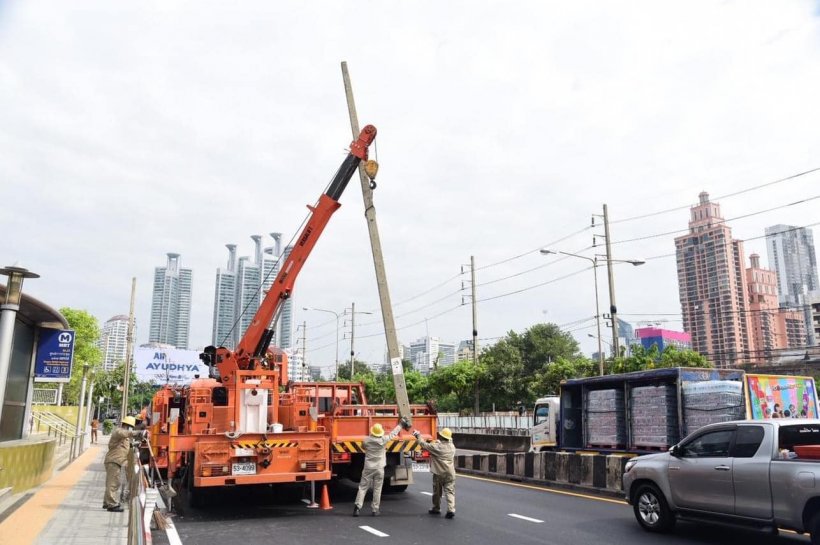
[675,192,754,368]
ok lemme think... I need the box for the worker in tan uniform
[413,427,457,519]
[353,417,409,517]
[103,416,146,512]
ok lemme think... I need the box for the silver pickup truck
[623,419,820,543]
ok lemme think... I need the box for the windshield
[534,404,550,425]
[779,424,820,450]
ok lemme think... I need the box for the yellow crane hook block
[365,160,379,189]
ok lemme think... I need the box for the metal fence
[32,388,58,405]
[437,414,532,436]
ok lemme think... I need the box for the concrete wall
[455,450,632,497]
[0,437,56,493]
[32,406,80,426]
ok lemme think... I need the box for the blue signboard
[34,329,75,383]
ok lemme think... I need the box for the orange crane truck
[147,126,390,505]
[288,381,436,492]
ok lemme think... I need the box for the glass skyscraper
[149,253,192,349]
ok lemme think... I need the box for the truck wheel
[384,484,408,494]
[633,484,675,533]
[810,513,820,545]
[184,455,206,509]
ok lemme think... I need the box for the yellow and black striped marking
[234,440,298,450]
[332,439,421,454]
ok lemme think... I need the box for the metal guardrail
[437,414,532,436]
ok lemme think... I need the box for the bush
[103,419,115,435]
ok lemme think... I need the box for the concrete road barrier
[455,449,631,498]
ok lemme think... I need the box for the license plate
[412,462,430,472]
[232,462,256,475]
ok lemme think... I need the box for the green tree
[428,359,485,414]
[336,359,373,381]
[480,338,526,411]
[529,356,596,397]
[58,308,103,404]
[517,323,583,374]
[610,343,711,374]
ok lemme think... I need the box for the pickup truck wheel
[810,513,820,545]
[633,484,675,533]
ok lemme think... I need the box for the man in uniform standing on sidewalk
[103,416,146,512]
[353,418,409,517]
[413,427,457,519]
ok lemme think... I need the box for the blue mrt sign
[34,329,75,383]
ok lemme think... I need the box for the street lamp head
[628,260,646,267]
[539,249,556,255]
[0,266,39,306]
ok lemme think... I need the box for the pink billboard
[746,374,819,420]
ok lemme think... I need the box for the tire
[183,454,206,509]
[384,484,408,494]
[810,512,820,545]
[633,484,675,533]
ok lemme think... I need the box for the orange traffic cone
[319,484,333,510]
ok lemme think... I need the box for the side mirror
[669,445,680,457]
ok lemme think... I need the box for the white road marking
[359,526,390,537]
[508,513,544,523]
[420,491,433,496]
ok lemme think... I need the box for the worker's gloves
[400,416,412,430]
[412,430,421,439]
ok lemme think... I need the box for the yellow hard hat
[438,428,453,441]
[121,416,136,427]
[370,423,385,437]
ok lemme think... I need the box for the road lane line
[459,474,628,505]
[359,526,389,537]
[508,513,544,523]
[419,491,433,496]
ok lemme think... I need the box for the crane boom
[211,125,377,381]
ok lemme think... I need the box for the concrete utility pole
[341,61,412,421]
[603,204,619,358]
[121,277,136,420]
[470,256,480,414]
[74,363,88,459]
[349,302,355,379]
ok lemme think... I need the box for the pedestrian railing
[437,414,532,437]
[126,439,178,545]
[30,410,81,459]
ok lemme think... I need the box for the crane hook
[365,159,379,190]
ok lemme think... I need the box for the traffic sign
[34,329,75,383]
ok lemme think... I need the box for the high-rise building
[408,337,456,374]
[277,245,295,350]
[635,327,691,353]
[456,340,475,362]
[745,253,801,359]
[675,192,753,368]
[765,224,818,346]
[212,244,237,348]
[149,253,192,349]
[98,315,130,371]
[211,234,289,350]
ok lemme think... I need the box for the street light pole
[541,250,604,375]
[303,307,341,379]
[344,303,373,380]
[74,363,89,459]
[602,204,619,357]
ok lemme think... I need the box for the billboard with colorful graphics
[746,374,819,420]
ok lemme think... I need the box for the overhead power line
[611,166,820,225]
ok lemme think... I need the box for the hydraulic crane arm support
[215,125,377,380]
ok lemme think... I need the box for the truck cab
[530,396,559,452]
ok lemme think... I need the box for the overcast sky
[2,1,819,373]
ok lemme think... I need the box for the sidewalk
[0,439,130,545]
